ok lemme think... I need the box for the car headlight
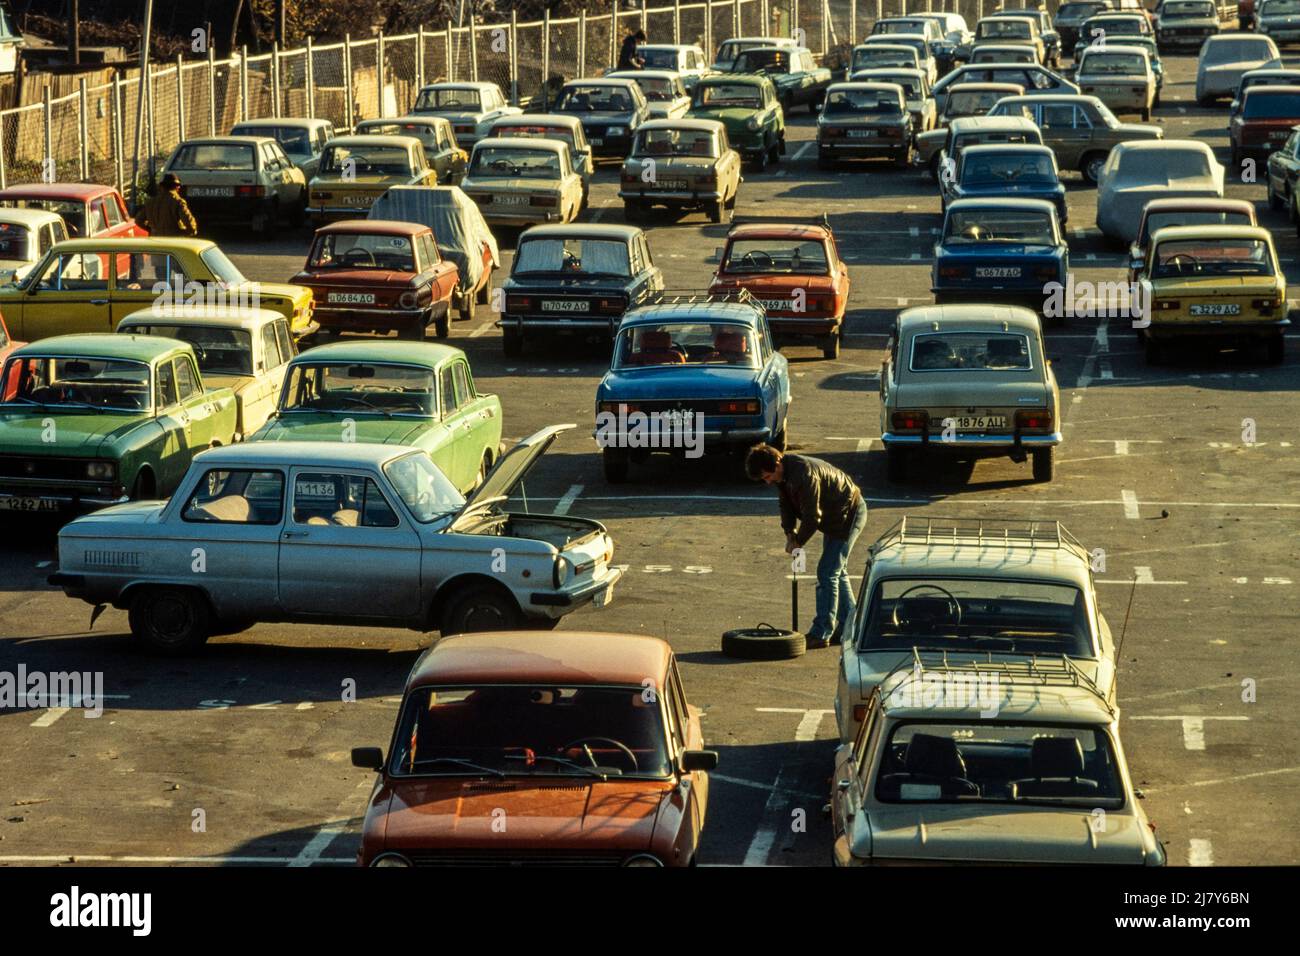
[553,554,573,589]
[608,126,626,135]
[86,461,116,480]
[370,853,412,867]
[622,854,663,867]
[746,116,760,130]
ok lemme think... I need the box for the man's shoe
[806,636,831,649]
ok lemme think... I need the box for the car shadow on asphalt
[225,821,362,866]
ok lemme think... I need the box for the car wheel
[473,452,490,491]
[781,93,793,115]
[623,199,645,222]
[1031,447,1055,483]
[439,584,522,636]
[476,276,491,304]
[129,587,212,655]
[754,142,769,172]
[1230,146,1241,169]
[433,311,450,340]
[1140,106,1151,121]
[458,291,475,323]
[707,200,724,224]
[772,136,783,161]
[257,201,279,239]
[771,423,787,452]
[1081,153,1106,186]
[603,447,629,483]
[1266,332,1285,365]
[1197,95,1215,107]
[895,144,912,169]
[1269,181,1283,210]
[721,624,806,660]
[399,315,426,341]
[1154,89,1162,108]
[817,152,834,171]
[131,468,156,500]
[822,331,840,360]
[1144,333,1162,365]
[502,326,523,356]
[885,445,909,483]
[289,196,306,228]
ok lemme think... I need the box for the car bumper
[767,315,841,336]
[1080,88,1152,110]
[0,487,130,513]
[528,564,623,616]
[932,287,1055,309]
[315,304,435,331]
[587,134,636,156]
[1158,31,1217,46]
[184,195,274,221]
[593,426,773,446]
[618,188,725,204]
[882,431,1062,448]
[476,207,571,226]
[1146,318,1289,340]
[499,313,619,334]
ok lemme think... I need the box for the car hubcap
[150,596,192,642]
[464,601,507,631]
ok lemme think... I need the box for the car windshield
[878,20,929,33]
[0,222,30,261]
[1243,92,1300,118]
[978,21,1032,39]
[383,451,465,523]
[358,121,437,148]
[854,50,918,70]
[170,143,255,170]
[717,40,771,61]
[121,325,254,376]
[696,82,763,108]
[232,125,313,156]
[308,232,415,271]
[471,146,562,179]
[1263,0,1300,12]
[200,246,247,285]
[733,49,791,73]
[1152,238,1273,277]
[1141,209,1251,244]
[945,208,1055,244]
[1116,148,1211,181]
[280,362,436,416]
[494,125,577,151]
[0,356,152,412]
[1081,52,1146,74]
[874,723,1124,808]
[947,88,1012,116]
[513,237,630,276]
[910,331,1035,371]
[633,76,680,100]
[961,152,1055,184]
[389,684,672,779]
[613,321,760,368]
[1166,0,1216,13]
[723,238,830,275]
[862,74,922,97]
[862,578,1090,654]
[1204,38,1275,63]
[974,48,1035,62]
[0,197,84,235]
[635,127,718,157]
[557,85,634,112]
[640,48,681,70]
[1059,1,1104,15]
[416,88,483,111]
[319,144,413,176]
[824,88,904,114]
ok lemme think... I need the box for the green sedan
[687,74,786,170]
[0,333,238,511]
[248,341,502,493]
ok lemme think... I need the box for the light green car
[248,340,502,493]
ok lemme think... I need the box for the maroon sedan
[1230,86,1300,166]
[0,182,146,239]
[294,220,460,339]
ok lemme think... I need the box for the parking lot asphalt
[1,48,1297,868]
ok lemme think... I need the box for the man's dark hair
[634,29,646,40]
[745,444,783,480]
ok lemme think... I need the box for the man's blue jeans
[807,503,869,642]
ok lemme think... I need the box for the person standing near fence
[139,174,198,237]
[618,28,647,70]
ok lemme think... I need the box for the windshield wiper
[48,399,109,413]
[336,394,393,417]
[412,757,506,777]
[503,753,611,780]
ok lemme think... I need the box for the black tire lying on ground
[721,623,806,660]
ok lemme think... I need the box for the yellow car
[1138,224,1287,365]
[307,134,436,224]
[0,237,317,343]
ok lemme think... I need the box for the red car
[1230,86,1300,165]
[294,220,460,340]
[1240,0,1255,29]
[352,631,717,867]
[708,219,851,359]
[0,183,146,239]
[0,310,22,380]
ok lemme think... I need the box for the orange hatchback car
[352,631,718,867]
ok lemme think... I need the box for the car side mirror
[1130,257,1144,272]
[681,749,719,772]
[351,746,384,771]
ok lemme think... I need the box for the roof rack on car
[871,515,1089,562]
[644,287,767,314]
[881,648,1115,716]
[726,213,832,232]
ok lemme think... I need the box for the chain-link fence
[1,0,1230,204]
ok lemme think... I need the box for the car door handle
[282,531,310,539]
[89,298,108,305]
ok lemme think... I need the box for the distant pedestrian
[139,173,198,237]
[618,28,647,70]
[746,445,868,648]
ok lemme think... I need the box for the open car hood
[452,423,573,529]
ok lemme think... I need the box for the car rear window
[1141,210,1251,245]
[1152,238,1273,277]
[1080,52,1146,74]
[945,208,1055,244]
[231,125,313,156]
[557,85,634,111]
[1203,38,1276,63]
[1116,148,1210,181]
[309,232,415,270]
[170,143,255,170]
[513,237,630,276]
[1243,91,1300,119]
[319,144,412,176]
[416,88,483,111]
[123,324,253,376]
[824,87,905,114]
[470,146,562,179]
[635,126,718,156]
[0,221,30,261]
[961,151,1055,184]
[910,331,1034,371]
[614,322,759,368]
[723,238,830,274]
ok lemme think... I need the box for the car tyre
[1140,106,1151,121]
[129,587,212,655]
[476,275,492,304]
[624,199,645,221]
[1081,152,1107,186]
[1230,145,1241,169]
[502,326,523,356]
[721,624,806,660]
[1031,447,1054,483]
[1143,333,1162,365]
[817,152,834,170]
[1266,332,1285,365]
[433,311,450,340]
[707,199,724,223]
[771,423,787,452]
[439,584,522,636]
[1197,95,1215,107]
[1269,181,1283,210]
[822,330,840,359]
[458,291,476,323]
[289,196,306,228]
[399,316,426,341]
[895,145,912,169]
[754,142,769,172]
[885,445,909,483]
[256,200,279,239]
[603,447,630,483]
[770,137,782,164]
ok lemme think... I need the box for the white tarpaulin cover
[368,185,500,294]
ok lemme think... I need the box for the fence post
[272,42,282,118]
[579,11,587,78]
[240,45,249,121]
[344,34,355,130]
[416,25,425,90]
[146,62,157,172]
[306,36,316,119]
[509,12,518,104]
[111,72,122,192]
[876,0,882,28]
[705,1,712,65]
[610,2,618,69]
[733,0,740,38]
[641,2,648,34]
[467,20,478,82]
[207,43,216,134]
[176,54,187,142]
[43,84,53,178]
[445,24,454,82]
[78,77,90,180]
[0,111,7,189]
[821,0,829,53]
[378,31,387,116]
[543,11,552,108]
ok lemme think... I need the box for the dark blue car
[932,197,1068,317]
[942,143,1068,226]
[593,296,791,482]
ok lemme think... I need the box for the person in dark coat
[139,173,198,237]
[746,445,868,648]
[618,28,647,70]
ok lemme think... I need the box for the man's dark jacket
[777,454,863,547]
[618,34,644,70]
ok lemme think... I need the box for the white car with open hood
[48,425,622,654]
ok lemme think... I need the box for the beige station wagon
[307,134,436,225]
[619,118,741,223]
[460,138,584,227]
[353,116,468,185]
[1075,47,1157,120]
[969,15,1046,63]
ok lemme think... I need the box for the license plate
[496,194,529,205]
[541,300,591,312]
[758,298,793,310]
[594,583,614,608]
[295,481,336,497]
[952,416,1008,430]
[1190,303,1241,316]
[655,180,689,189]
[342,194,375,207]
[590,137,604,145]
[975,267,1021,278]
[0,496,59,512]
[188,186,236,197]
[1272,130,1290,140]
[1098,86,1122,95]
[326,292,376,304]
[847,129,876,138]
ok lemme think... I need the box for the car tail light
[621,172,638,184]
[236,185,265,197]
[1252,295,1282,311]
[1015,408,1053,430]
[882,126,903,139]
[853,704,868,722]
[506,294,531,311]
[1131,87,1144,94]
[313,190,332,200]
[530,195,558,207]
[718,399,760,414]
[938,265,966,278]
[473,194,492,205]
[1034,265,1058,280]
[597,296,626,314]
[821,126,845,139]
[1156,299,1179,310]
[891,410,928,431]
[601,401,640,413]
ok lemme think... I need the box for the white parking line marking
[289,780,371,867]
[1115,440,1129,455]
[1095,325,1109,350]
[36,560,51,568]
[0,855,357,865]
[1189,839,1214,866]
[896,297,909,306]
[30,708,70,727]
[856,438,873,453]
[1134,566,1155,584]
[709,772,820,800]
[469,322,494,337]
[1121,489,1140,519]
[554,484,583,515]
[743,768,789,867]
[909,252,921,260]
[1099,358,1113,380]
[1141,765,1300,795]
[909,226,919,237]
[1130,715,1249,750]
[295,701,314,711]
[793,142,813,161]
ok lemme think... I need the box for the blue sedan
[593,297,791,482]
[932,197,1068,318]
[942,143,1068,225]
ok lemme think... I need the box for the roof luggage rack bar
[725,213,831,232]
[871,515,1089,561]
[647,287,767,314]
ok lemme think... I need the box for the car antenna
[1114,572,1139,663]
